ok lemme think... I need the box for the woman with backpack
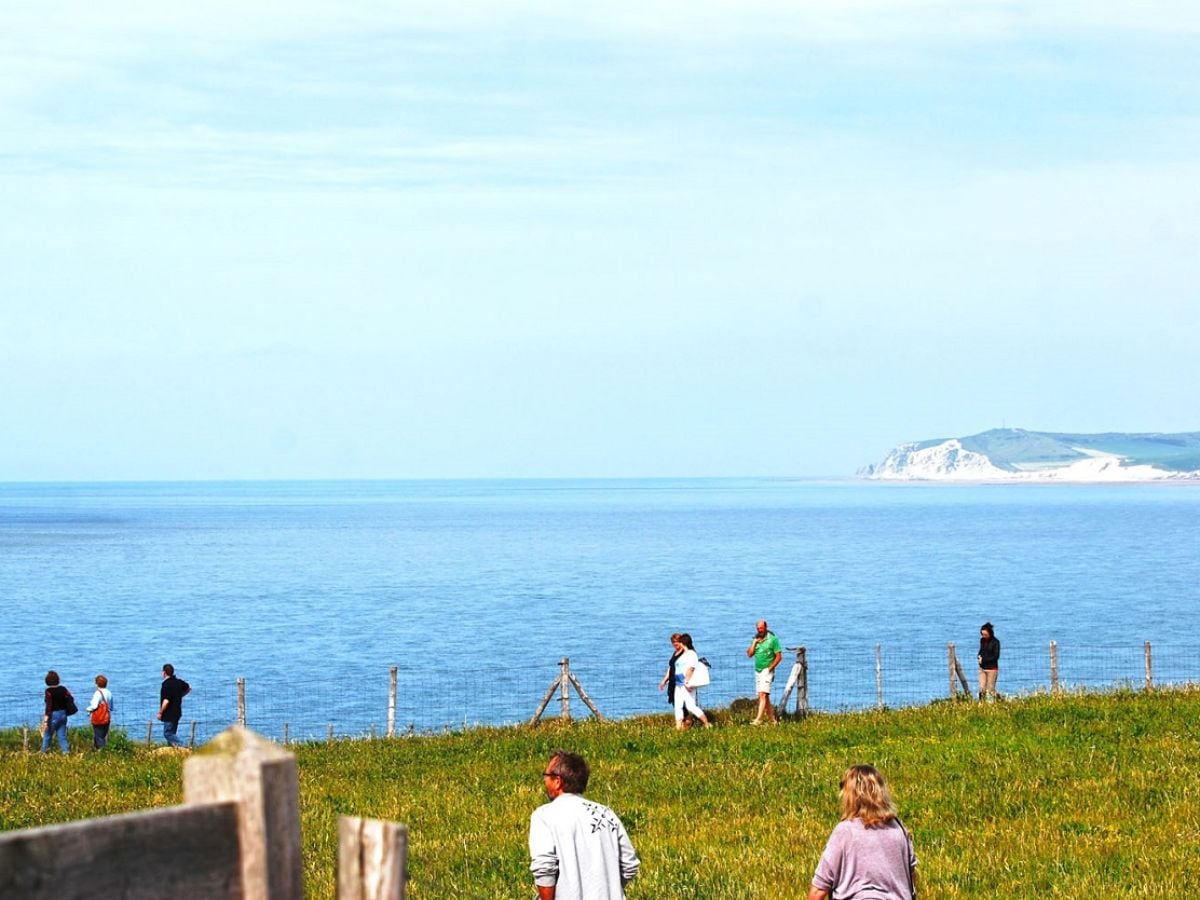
[41,670,75,754]
[86,674,114,749]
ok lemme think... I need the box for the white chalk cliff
[860,429,1200,483]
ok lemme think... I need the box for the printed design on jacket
[582,800,622,835]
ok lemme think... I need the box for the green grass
[4,690,1200,897]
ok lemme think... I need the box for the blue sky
[2,1,1198,479]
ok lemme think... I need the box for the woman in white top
[673,633,711,730]
[86,674,114,750]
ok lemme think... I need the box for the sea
[2,478,1198,741]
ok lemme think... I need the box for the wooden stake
[948,643,958,697]
[387,666,398,738]
[1144,641,1153,691]
[875,643,884,709]
[184,726,304,900]
[338,816,408,900]
[1050,640,1059,694]
[559,658,572,722]
[189,721,198,749]
[529,676,562,726]
[567,672,604,720]
[237,677,246,728]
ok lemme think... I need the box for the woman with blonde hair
[808,764,916,900]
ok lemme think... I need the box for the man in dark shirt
[158,663,191,747]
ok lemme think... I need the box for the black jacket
[978,636,1000,670]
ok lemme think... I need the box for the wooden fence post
[189,721,198,749]
[22,726,28,753]
[795,647,809,716]
[559,658,572,722]
[948,643,957,697]
[237,677,247,728]
[1049,640,1059,694]
[338,816,408,900]
[283,723,290,746]
[146,720,154,746]
[328,725,335,745]
[1144,641,1153,691]
[184,726,304,900]
[566,671,605,720]
[388,666,398,738]
[780,647,809,717]
[875,643,884,709]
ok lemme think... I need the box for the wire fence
[3,641,1198,749]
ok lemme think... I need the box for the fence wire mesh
[2,642,1197,747]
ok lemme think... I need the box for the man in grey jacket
[529,750,640,899]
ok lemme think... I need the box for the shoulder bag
[91,690,111,726]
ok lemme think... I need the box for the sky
[2,1,1198,480]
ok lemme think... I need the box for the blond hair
[840,765,898,828]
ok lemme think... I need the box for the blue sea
[2,479,1198,741]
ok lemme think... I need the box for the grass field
[3,689,1199,897]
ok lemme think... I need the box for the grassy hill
[959,428,1200,472]
[4,689,1200,897]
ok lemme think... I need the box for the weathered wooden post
[370,724,377,740]
[1049,640,1059,694]
[283,723,289,746]
[184,726,304,900]
[1144,641,1153,691]
[566,668,605,720]
[237,678,247,728]
[948,643,958,697]
[875,643,884,709]
[559,658,572,722]
[328,725,335,745]
[190,721,198,749]
[796,647,809,716]
[146,720,154,746]
[338,816,408,900]
[780,647,809,717]
[388,666,398,738]
[22,726,28,753]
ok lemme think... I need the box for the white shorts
[755,667,775,694]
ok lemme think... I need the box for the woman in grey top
[808,764,917,900]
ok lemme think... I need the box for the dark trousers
[92,724,110,749]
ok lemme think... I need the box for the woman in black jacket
[977,622,1001,701]
[41,670,73,753]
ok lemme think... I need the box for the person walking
[977,622,1001,701]
[747,619,783,725]
[529,749,641,899]
[671,633,711,730]
[657,632,686,718]
[157,663,191,747]
[41,670,74,754]
[808,764,918,900]
[86,674,114,749]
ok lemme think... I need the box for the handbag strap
[895,817,916,899]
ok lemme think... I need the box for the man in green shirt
[746,620,783,725]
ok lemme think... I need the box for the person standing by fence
[158,663,191,747]
[747,620,783,725]
[86,674,114,749]
[529,749,641,899]
[41,670,74,754]
[977,622,1000,701]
